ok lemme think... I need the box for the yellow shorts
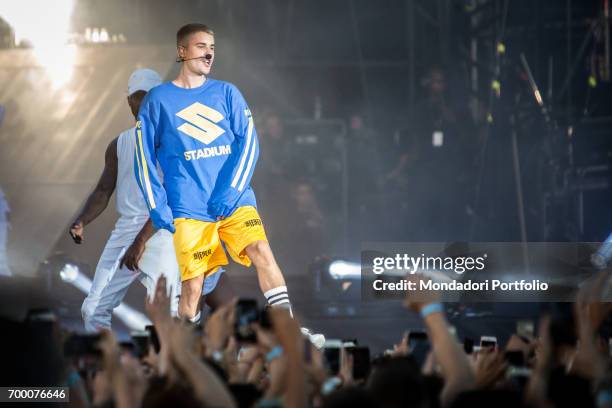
[173,206,268,281]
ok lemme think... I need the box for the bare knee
[245,240,275,267]
[179,276,203,318]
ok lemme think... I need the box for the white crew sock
[264,285,293,316]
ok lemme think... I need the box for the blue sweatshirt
[134,78,259,232]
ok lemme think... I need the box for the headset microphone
[176,54,213,63]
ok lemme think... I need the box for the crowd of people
[2,271,611,408]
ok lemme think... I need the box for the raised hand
[69,220,84,244]
[205,300,236,352]
[145,276,171,327]
[390,331,410,357]
[474,349,507,389]
[403,274,441,313]
[254,322,279,353]
[97,329,121,371]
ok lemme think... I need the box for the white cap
[127,68,162,96]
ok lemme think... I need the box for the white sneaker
[301,327,326,349]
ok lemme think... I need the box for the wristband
[420,303,444,318]
[265,345,283,362]
[257,398,283,408]
[597,390,612,407]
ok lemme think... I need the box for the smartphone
[131,331,150,358]
[408,330,430,366]
[64,334,102,357]
[119,341,137,357]
[323,339,342,375]
[146,325,160,353]
[235,299,259,343]
[346,346,371,380]
[408,330,428,350]
[463,337,474,354]
[504,350,525,367]
[480,336,497,349]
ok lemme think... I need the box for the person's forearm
[283,343,306,408]
[174,350,236,408]
[111,372,135,408]
[77,190,113,225]
[134,218,156,244]
[264,358,287,398]
[423,312,475,405]
[247,358,264,385]
[526,366,551,407]
[103,357,133,408]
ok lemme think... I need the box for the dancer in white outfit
[0,186,11,277]
[70,69,231,332]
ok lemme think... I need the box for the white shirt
[107,128,150,247]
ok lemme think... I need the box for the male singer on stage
[134,24,295,324]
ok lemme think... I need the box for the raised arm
[134,93,175,232]
[422,309,475,405]
[69,138,118,243]
[208,85,259,218]
[404,275,475,407]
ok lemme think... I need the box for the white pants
[0,221,10,276]
[81,229,180,332]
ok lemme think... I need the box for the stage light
[91,28,100,43]
[592,232,612,269]
[32,44,76,89]
[59,263,79,283]
[328,260,361,280]
[99,28,109,43]
[0,0,76,88]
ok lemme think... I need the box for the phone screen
[131,335,150,358]
[408,330,430,366]
[463,338,474,354]
[408,331,428,350]
[504,351,525,367]
[347,346,371,380]
[323,347,340,375]
[235,299,259,343]
[481,339,497,349]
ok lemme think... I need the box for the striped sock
[264,286,293,316]
[188,311,201,325]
